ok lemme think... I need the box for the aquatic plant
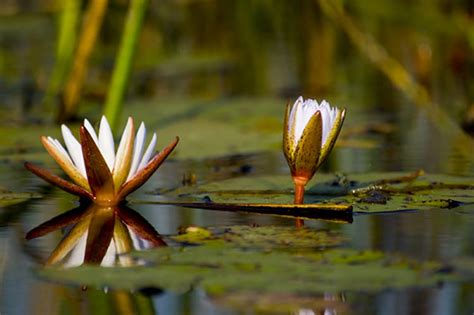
[283,97,345,204]
[25,116,179,206]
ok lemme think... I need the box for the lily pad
[153,172,474,214]
[170,225,346,249]
[40,225,466,298]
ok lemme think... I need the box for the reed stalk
[42,0,80,110]
[59,0,109,122]
[103,0,149,131]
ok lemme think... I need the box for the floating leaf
[152,172,474,214]
[40,225,466,297]
[170,225,346,249]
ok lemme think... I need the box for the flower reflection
[294,293,346,315]
[211,291,347,314]
[26,203,166,266]
[25,116,179,206]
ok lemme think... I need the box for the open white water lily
[25,116,179,206]
[283,97,346,203]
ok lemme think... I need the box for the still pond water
[0,1,474,314]
[1,100,473,314]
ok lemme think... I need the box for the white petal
[83,119,99,145]
[291,100,304,145]
[114,117,133,172]
[288,96,304,130]
[48,137,73,164]
[137,132,157,171]
[61,125,87,178]
[331,107,339,125]
[127,122,146,180]
[98,116,115,171]
[289,97,344,149]
[319,101,331,146]
[294,98,318,145]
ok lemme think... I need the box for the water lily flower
[25,116,179,206]
[283,97,346,203]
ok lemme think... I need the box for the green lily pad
[40,225,466,297]
[170,225,346,249]
[155,172,474,214]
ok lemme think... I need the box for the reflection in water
[23,201,350,315]
[293,293,347,315]
[25,203,166,266]
[209,291,347,315]
[34,286,158,315]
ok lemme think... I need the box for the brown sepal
[80,126,115,199]
[293,111,322,177]
[283,101,295,166]
[117,136,179,200]
[24,162,93,200]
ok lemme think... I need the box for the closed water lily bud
[283,97,346,187]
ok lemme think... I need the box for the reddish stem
[294,182,305,204]
[294,182,305,227]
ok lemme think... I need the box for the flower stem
[294,182,305,227]
[294,182,305,204]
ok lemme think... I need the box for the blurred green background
[0,1,471,127]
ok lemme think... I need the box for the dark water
[0,1,474,314]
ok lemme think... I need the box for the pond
[0,1,474,314]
